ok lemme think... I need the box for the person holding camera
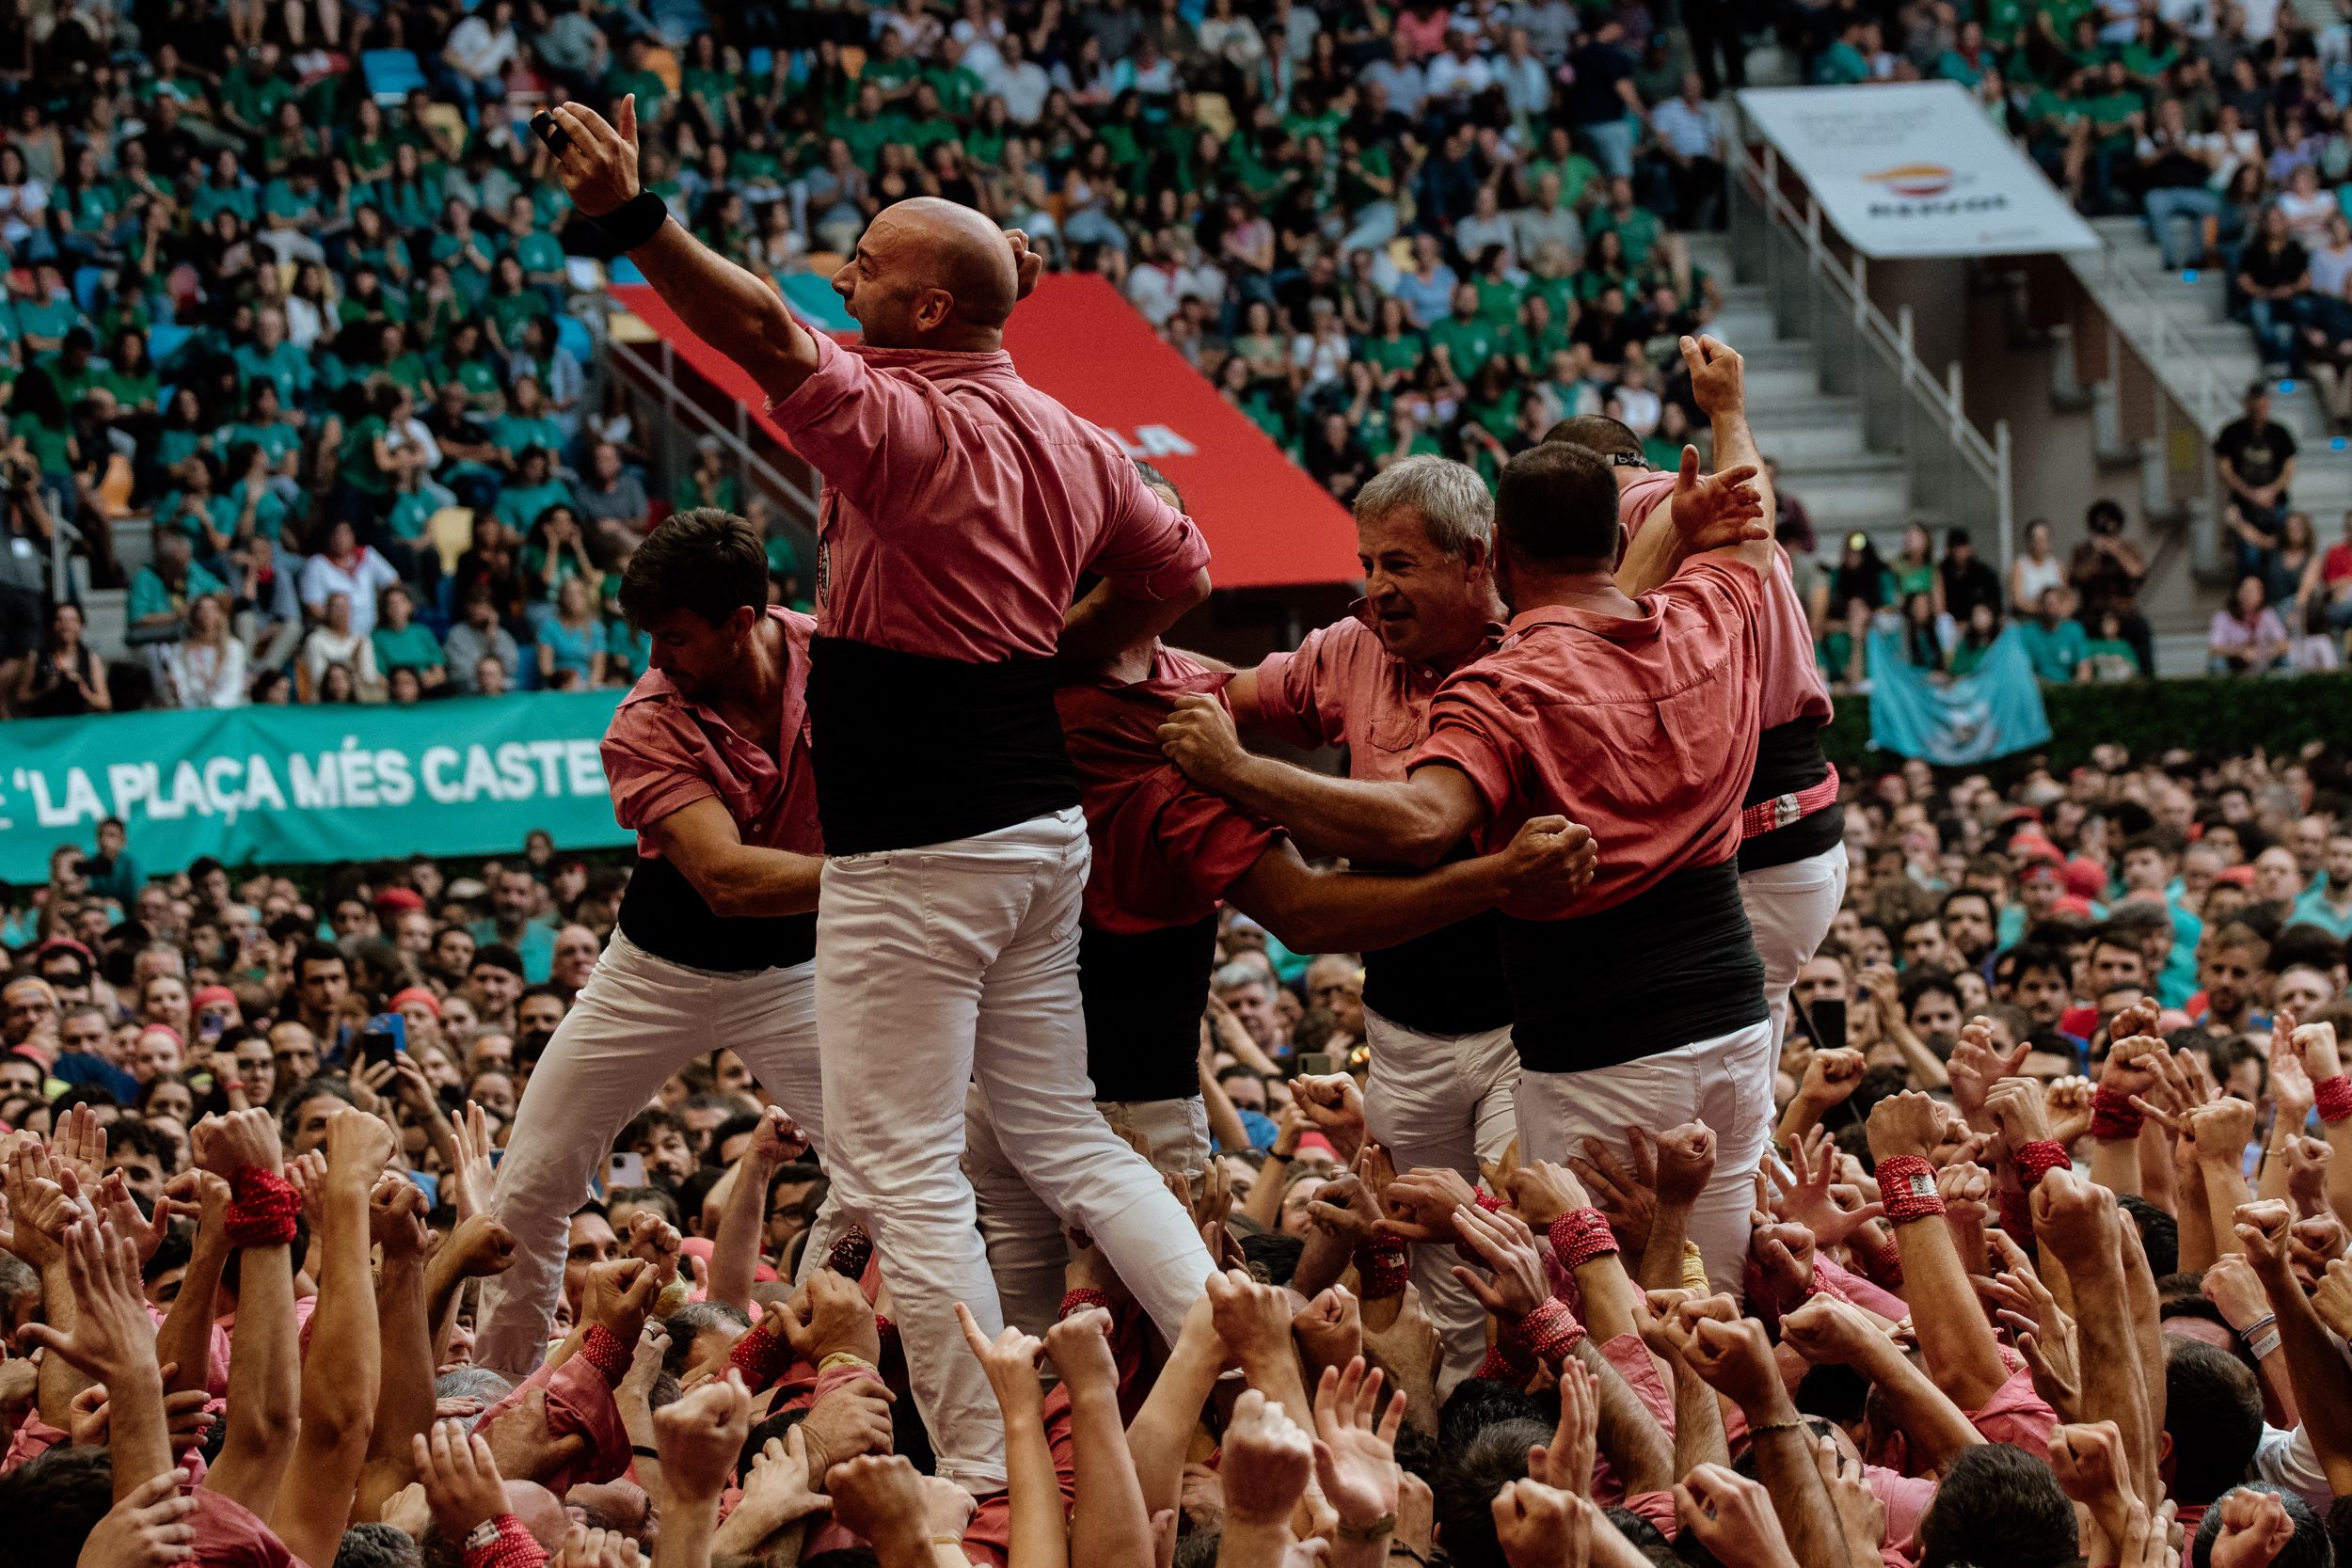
[9,598,109,717]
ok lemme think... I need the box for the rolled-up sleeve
[765,332,946,515]
[1087,460,1212,602]
[600,700,717,837]
[1247,625,1346,750]
[1411,678,1519,830]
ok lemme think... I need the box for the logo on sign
[1120,425,1199,459]
[1865,163,1955,198]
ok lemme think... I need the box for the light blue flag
[1866,621,2053,765]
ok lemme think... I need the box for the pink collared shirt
[766,332,1210,662]
[1413,558,1767,919]
[599,606,823,856]
[1620,470,1832,733]
[1241,608,1505,783]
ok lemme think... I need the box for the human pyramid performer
[36,74,2352,1568]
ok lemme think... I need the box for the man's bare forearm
[1232,842,1512,955]
[1060,571,1212,666]
[629,221,816,399]
[1849,1337,1984,1470]
[1210,755,1468,869]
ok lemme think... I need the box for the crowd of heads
[0,734,2341,1564]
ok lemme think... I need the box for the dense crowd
[0,0,1758,721]
[0,728,2350,1568]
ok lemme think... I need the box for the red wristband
[875,1313,900,1364]
[462,1515,548,1568]
[728,1319,791,1390]
[1855,1228,1904,1289]
[827,1225,874,1278]
[1549,1208,1619,1270]
[2090,1084,2145,1140]
[1502,1297,1585,1368]
[1997,1187,2035,1243]
[1059,1290,1113,1320]
[223,1165,298,1249]
[1875,1156,1945,1223]
[2014,1140,2071,1187]
[2316,1076,2352,1124]
[579,1323,632,1385]
[1353,1234,1408,1301]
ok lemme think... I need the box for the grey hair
[434,1366,516,1428]
[1353,454,1494,557]
[1212,962,1271,994]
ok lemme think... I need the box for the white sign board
[1738,83,2100,259]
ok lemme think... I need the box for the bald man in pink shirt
[545,98,1216,1488]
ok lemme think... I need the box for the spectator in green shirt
[675,438,740,515]
[495,446,573,531]
[371,582,448,693]
[128,531,229,632]
[1425,283,1508,384]
[604,38,670,128]
[2018,584,2092,681]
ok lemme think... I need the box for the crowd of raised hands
[29,1000,2352,1568]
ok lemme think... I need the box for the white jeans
[1516,1020,1777,1296]
[1739,844,1850,1050]
[816,807,1214,1489]
[969,1092,1210,1339]
[1361,1007,1519,1394]
[475,932,828,1377]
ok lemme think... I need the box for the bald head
[848,198,1024,346]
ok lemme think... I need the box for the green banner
[0,690,633,881]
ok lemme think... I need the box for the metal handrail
[1725,134,2015,567]
[2064,241,2235,435]
[605,335,823,523]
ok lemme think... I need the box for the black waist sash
[1502,862,1766,1071]
[617,854,816,973]
[806,635,1081,854]
[1738,718,1845,873]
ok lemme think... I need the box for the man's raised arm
[1680,335,1778,576]
[548,97,818,401]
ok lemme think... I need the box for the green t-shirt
[923,64,986,118]
[1814,40,1870,85]
[1360,331,1424,376]
[339,415,393,496]
[222,421,303,467]
[234,341,311,404]
[129,562,229,621]
[219,65,292,128]
[2018,617,2090,681]
[506,229,566,278]
[14,296,80,344]
[678,472,741,515]
[489,413,565,457]
[387,490,439,541]
[1426,316,1507,379]
[1474,277,1522,326]
[190,181,259,226]
[604,67,669,123]
[372,621,446,672]
[497,479,573,531]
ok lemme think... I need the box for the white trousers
[1739,844,1849,1050]
[815,807,1214,1490]
[1360,1007,1519,1395]
[1516,1020,1777,1296]
[968,1092,1210,1340]
[475,932,829,1378]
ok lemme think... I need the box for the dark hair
[739,1402,811,1484]
[1899,968,1962,1020]
[2191,1484,2330,1568]
[470,943,525,979]
[660,1299,753,1377]
[2166,1337,2264,1505]
[296,939,346,977]
[0,1442,114,1566]
[1432,1417,1547,1568]
[1495,441,1624,566]
[1915,1442,2080,1568]
[608,1184,681,1227]
[279,1075,359,1144]
[618,508,768,630]
[2119,1193,2180,1277]
[1541,413,1645,463]
[109,1117,178,1169]
[335,1521,426,1568]
[622,1108,688,1155]
[1237,1229,1302,1286]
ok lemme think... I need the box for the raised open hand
[1311,1356,1405,1532]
